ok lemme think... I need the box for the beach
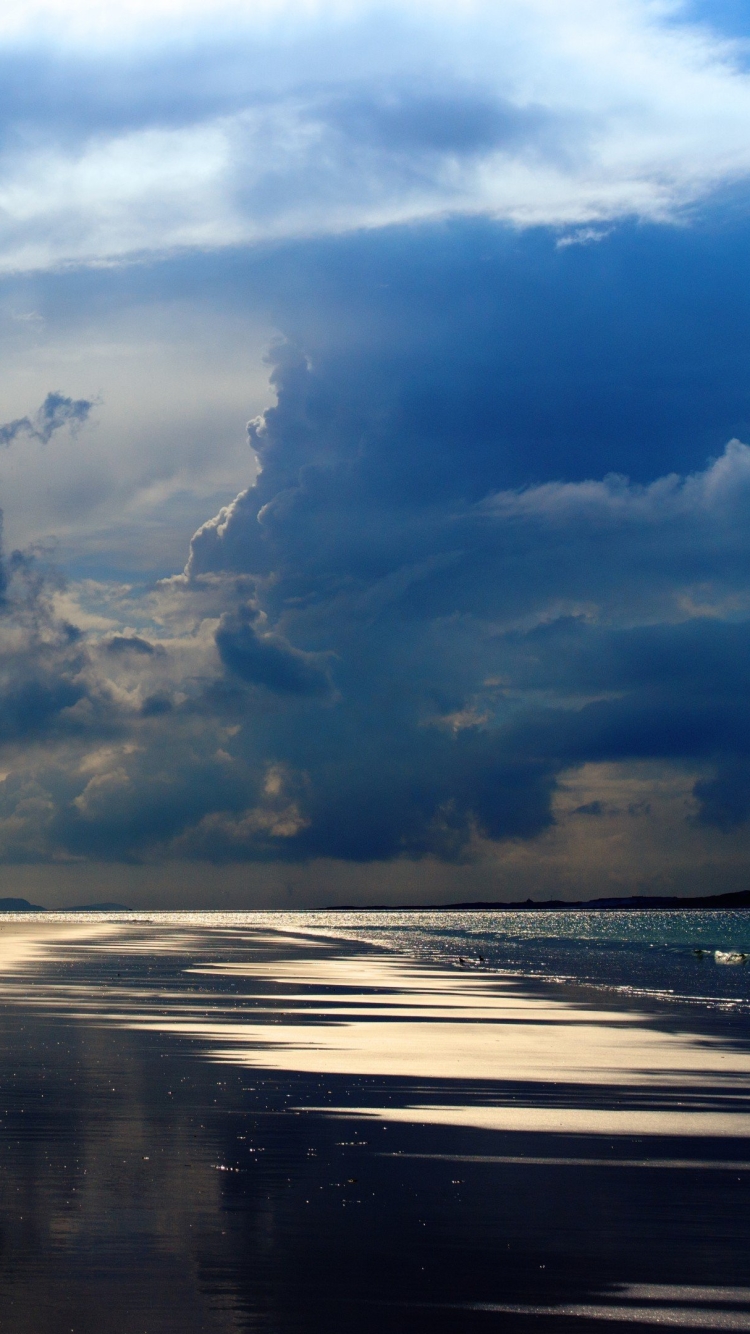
[0,915,747,1332]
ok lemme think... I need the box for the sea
[288,908,750,1014]
[26,905,750,1015]
[0,907,747,1333]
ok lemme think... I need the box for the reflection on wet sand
[455,1285,750,1329]
[2,922,750,1138]
[0,916,747,1332]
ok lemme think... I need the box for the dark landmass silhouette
[64,903,133,912]
[0,898,132,912]
[330,888,750,911]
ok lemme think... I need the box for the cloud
[3,391,750,866]
[105,635,161,655]
[215,606,332,696]
[5,218,750,878]
[0,545,109,757]
[693,762,750,832]
[188,334,750,624]
[3,3,750,269]
[176,340,750,862]
[0,391,94,447]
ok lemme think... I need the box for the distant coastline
[1,889,748,914]
[0,899,131,913]
[329,888,750,911]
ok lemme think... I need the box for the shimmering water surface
[16,907,750,1011]
[0,912,746,1333]
[301,908,750,1010]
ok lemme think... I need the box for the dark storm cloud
[0,392,94,448]
[7,219,750,864]
[105,636,161,656]
[693,763,750,831]
[215,607,331,696]
[0,547,103,745]
[178,259,750,862]
[149,723,558,865]
[5,0,750,881]
[494,618,750,700]
[27,214,750,484]
[140,693,173,716]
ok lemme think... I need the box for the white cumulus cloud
[0,1,749,269]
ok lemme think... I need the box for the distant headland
[0,899,132,912]
[1,890,748,914]
[329,888,750,911]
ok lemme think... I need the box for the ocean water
[1,913,749,1334]
[8,906,750,1014]
[297,909,750,1013]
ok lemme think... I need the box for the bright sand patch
[141,943,750,1137]
[2,922,750,1138]
[0,919,123,973]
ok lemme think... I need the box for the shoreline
[0,917,748,1138]
[1,906,749,1028]
[0,918,747,1330]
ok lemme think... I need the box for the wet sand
[0,916,747,1332]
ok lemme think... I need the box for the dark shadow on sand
[0,924,746,1332]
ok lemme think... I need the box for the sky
[2,0,750,907]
